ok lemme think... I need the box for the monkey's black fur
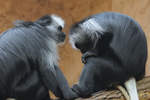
[0,15,77,100]
[70,12,147,97]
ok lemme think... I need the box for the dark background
[0,0,149,87]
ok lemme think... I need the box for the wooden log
[75,76,150,100]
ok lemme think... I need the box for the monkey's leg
[13,70,51,100]
[72,62,97,97]
[0,94,6,100]
[0,83,8,100]
[117,85,130,100]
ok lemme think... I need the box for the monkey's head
[35,14,66,44]
[69,17,106,53]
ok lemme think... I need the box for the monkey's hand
[72,84,81,96]
[82,51,97,64]
[72,84,92,98]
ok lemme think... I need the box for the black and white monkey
[69,12,147,100]
[0,14,78,100]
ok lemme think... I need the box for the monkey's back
[0,26,50,99]
[93,12,147,80]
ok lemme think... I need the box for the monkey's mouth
[59,35,65,42]
[60,33,66,42]
[56,36,66,44]
[57,38,66,46]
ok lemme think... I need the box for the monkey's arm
[38,64,64,98]
[54,65,78,99]
[38,61,78,99]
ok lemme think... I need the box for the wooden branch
[75,77,150,100]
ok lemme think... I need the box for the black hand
[82,51,97,64]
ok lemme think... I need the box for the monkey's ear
[92,31,103,48]
[13,20,33,27]
[35,15,52,26]
[93,31,113,48]
[13,20,25,26]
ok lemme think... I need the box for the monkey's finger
[81,56,87,64]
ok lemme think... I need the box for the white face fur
[69,18,104,50]
[46,14,65,32]
[43,14,66,45]
[51,14,65,28]
[42,15,65,72]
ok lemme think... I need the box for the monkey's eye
[58,26,62,31]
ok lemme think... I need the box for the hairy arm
[38,60,63,98]
[38,53,78,99]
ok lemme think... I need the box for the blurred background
[0,0,149,86]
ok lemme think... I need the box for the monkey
[0,14,78,100]
[69,12,147,100]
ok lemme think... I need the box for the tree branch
[75,77,150,100]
